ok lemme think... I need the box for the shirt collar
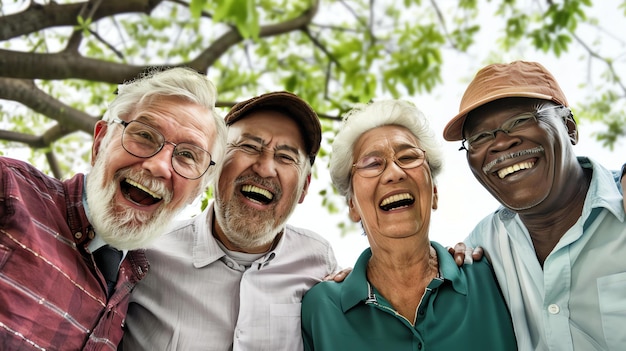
[339,242,468,312]
[579,156,625,222]
[497,156,625,223]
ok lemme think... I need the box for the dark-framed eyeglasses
[110,118,215,180]
[352,147,427,178]
[460,105,564,152]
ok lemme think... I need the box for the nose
[142,144,174,179]
[489,129,521,152]
[379,159,406,184]
[251,151,278,178]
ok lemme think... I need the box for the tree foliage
[0,0,624,197]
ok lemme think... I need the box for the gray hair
[329,99,444,197]
[101,67,227,188]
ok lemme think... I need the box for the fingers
[323,267,353,282]
[472,246,484,261]
[621,166,626,210]
[450,242,483,266]
[452,242,467,266]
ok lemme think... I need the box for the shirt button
[74,232,83,239]
[226,261,234,268]
[548,304,560,314]
[418,342,423,349]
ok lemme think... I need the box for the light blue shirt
[466,157,626,351]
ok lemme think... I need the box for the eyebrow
[132,115,156,124]
[134,115,209,149]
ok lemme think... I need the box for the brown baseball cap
[224,91,322,164]
[443,60,569,141]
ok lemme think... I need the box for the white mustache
[482,146,544,174]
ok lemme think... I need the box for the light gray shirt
[466,157,626,351]
[122,202,338,350]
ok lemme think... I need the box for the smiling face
[87,95,217,249]
[463,97,578,211]
[348,125,437,246]
[214,110,310,253]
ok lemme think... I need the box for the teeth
[380,193,414,207]
[242,184,273,200]
[125,179,162,199]
[497,161,535,179]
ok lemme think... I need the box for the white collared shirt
[466,157,626,351]
[123,202,338,350]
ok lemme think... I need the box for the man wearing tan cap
[122,91,338,350]
[443,60,626,351]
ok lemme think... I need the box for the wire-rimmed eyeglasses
[111,118,215,180]
[352,147,427,178]
[460,105,565,152]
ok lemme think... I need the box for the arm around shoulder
[621,163,626,210]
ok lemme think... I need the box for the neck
[366,244,439,324]
[211,211,277,254]
[368,244,438,282]
[520,165,592,265]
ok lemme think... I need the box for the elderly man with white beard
[0,67,226,350]
[122,91,339,351]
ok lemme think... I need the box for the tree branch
[45,151,63,179]
[0,49,150,82]
[188,0,320,71]
[0,0,164,41]
[571,32,626,97]
[0,78,98,133]
[0,130,48,148]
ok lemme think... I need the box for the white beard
[85,155,179,250]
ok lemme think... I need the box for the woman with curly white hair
[301,99,517,350]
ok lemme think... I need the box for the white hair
[329,99,444,197]
[101,67,227,188]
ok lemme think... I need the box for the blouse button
[548,304,560,314]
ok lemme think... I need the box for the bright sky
[289,1,626,268]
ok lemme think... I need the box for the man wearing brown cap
[122,91,338,350]
[443,60,626,351]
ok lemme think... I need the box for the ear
[91,120,109,166]
[432,185,438,210]
[297,173,311,203]
[564,112,578,145]
[347,197,361,223]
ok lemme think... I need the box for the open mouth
[121,178,162,206]
[496,160,535,179]
[241,184,274,205]
[379,193,415,211]
[483,146,544,176]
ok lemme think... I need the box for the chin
[87,165,176,250]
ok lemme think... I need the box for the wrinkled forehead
[227,111,305,150]
[354,125,420,154]
[130,96,216,150]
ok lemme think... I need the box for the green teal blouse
[301,242,517,350]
